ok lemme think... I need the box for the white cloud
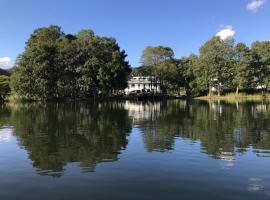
[247,0,265,12]
[0,57,12,69]
[216,26,236,40]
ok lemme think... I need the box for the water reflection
[134,100,270,158]
[6,102,132,176]
[0,128,12,143]
[0,100,270,176]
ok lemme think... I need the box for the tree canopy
[11,25,131,100]
[6,26,270,100]
[134,37,270,97]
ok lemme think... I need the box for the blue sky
[0,0,270,68]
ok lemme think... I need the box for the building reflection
[0,100,270,176]
[123,101,161,123]
[0,128,12,143]
[132,100,270,158]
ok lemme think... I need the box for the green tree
[176,55,198,96]
[12,26,131,100]
[0,75,10,103]
[198,36,234,96]
[12,25,63,100]
[131,66,153,76]
[251,41,270,94]
[233,43,255,95]
[76,34,130,97]
[140,46,175,92]
[140,46,174,67]
[56,34,80,98]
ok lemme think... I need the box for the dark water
[0,100,270,200]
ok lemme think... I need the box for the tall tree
[233,43,254,95]
[12,25,63,100]
[251,41,270,94]
[57,34,80,98]
[140,46,175,92]
[198,36,234,96]
[177,55,198,97]
[140,46,174,67]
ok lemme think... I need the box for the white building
[124,76,161,95]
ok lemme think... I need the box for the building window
[131,84,135,87]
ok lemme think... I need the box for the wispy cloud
[0,57,12,69]
[216,26,235,40]
[247,0,265,12]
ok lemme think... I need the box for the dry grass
[196,93,270,103]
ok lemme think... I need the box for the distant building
[124,76,161,95]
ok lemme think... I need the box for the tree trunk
[217,83,221,97]
[185,85,191,97]
[261,85,265,96]
[208,86,212,97]
[236,86,239,96]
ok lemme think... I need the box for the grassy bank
[196,93,270,103]
[4,93,172,104]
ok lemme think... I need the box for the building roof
[128,76,160,84]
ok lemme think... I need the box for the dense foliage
[0,75,10,102]
[6,27,270,100]
[133,37,270,97]
[11,26,131,100]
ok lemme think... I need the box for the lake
[0,100,270,200]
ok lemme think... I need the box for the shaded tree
[0,76,10,103]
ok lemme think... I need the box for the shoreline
[5,94,179,104]
[195,93,270,102]
[5,93,270,104]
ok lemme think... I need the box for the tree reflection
[135,100,270,158]
[1,100,270,176]
[8,102,132,176]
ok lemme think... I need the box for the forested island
[1,25,270,102]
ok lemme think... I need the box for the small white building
[125,76,161,95]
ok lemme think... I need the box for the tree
[0,75,10,103]
[131,66,153,76]
[198,36,234,96]
[76,35,130,97]
[251,41,270,94]
[140,46,175,92]
[177,55,198,96]
[12,25,63,100]
[12,26,131,100]
[233,43,254,95]
[56,34,80,98]
[140,46,174,67]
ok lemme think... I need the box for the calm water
[0,100,270,200]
